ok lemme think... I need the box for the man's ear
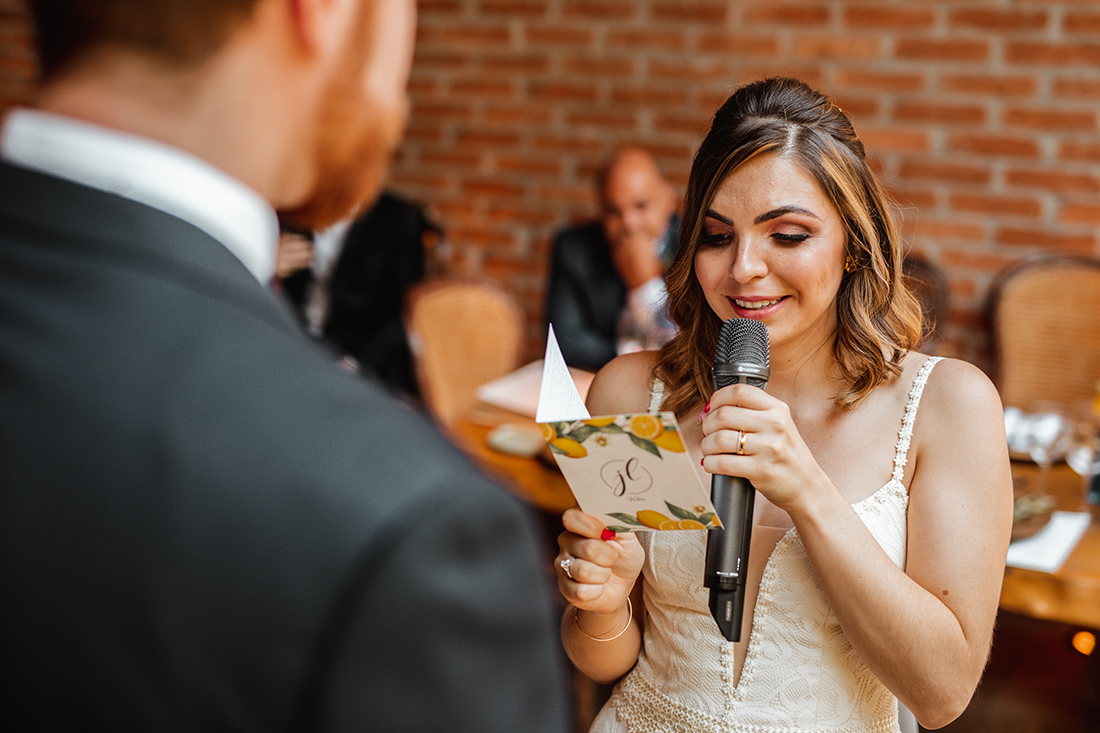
[286,0,355,55]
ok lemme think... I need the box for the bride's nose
[730,240,767,283]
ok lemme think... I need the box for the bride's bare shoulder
[586,351,662,415]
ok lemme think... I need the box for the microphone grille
[714,318,770,389]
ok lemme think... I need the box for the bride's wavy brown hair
[657,77,922,417]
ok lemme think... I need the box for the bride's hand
[699,383,830,513]
[556,507,644,615]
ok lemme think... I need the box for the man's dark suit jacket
[545,216,680,371]
[0,161,569,731]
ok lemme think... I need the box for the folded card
[535,326,719,532]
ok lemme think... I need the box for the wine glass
[1065,408,1100,520]
[1023,404,1071,497]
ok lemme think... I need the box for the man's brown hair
[27,0,261,81]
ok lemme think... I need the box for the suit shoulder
[552,221,604,250]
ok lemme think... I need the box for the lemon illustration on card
[605,504,715,533]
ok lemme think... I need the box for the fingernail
[601,528,616,541]
[704,400,711,414]
[700,457,705,467]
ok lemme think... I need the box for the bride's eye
[699,231,732,248]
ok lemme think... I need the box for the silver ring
[560,556,575,580]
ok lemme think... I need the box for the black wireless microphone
[704,318,770,641]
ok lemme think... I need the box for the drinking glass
[1065,408,1100,520]
[1023,404,1071,497]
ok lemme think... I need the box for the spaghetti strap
[648,379,665,414]
[891,356,943,484]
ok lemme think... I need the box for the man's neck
[35,45,314,211]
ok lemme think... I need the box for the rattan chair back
[990,255,1100,410]
[404,275,524,427]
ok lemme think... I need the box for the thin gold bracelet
[574,599,633,642]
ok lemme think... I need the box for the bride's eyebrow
[755,205,820,224]
[704,205,821,226]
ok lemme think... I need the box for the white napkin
[1006,511,1091,573]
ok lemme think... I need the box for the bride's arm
[556,351,659,683]
[701,359,1012,728]
[786,361,1011,728]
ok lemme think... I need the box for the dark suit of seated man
[0,1,570,731]
[545,146,680,371]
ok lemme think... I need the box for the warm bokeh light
[1071,631,1095,656]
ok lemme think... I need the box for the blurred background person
[275,190,443,400]
[272,225,317,306]
[319,191,441,398]
[0,1,570,730]
[546,145,680,371]
[274,228,317,291]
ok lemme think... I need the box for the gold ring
[736,431,748,455]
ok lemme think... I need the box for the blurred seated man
[545,145,680,371]
[275,191,441,398]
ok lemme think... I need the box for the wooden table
[449,403,575,515]
[1001,461,1100,629]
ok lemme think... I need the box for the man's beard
[278,53,404,232]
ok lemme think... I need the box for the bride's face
[694,153,847,356]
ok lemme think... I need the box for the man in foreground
[0,1,569,730]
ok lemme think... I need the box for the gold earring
[844,255,856,273]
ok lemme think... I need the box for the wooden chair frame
[988,254,1100,411]
[403,274,524,427]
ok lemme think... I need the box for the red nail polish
[700,457,705,467]
[601,528,616,541]
[704,400,711,414]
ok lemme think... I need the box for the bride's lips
[728,296,787,318]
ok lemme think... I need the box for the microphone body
[705,319,770,641]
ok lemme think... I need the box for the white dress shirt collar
[1,108,279,283]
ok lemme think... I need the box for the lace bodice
[591,357,942,733]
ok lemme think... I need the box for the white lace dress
[590,357,942,733]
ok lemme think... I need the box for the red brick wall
[3,1,1099,370]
